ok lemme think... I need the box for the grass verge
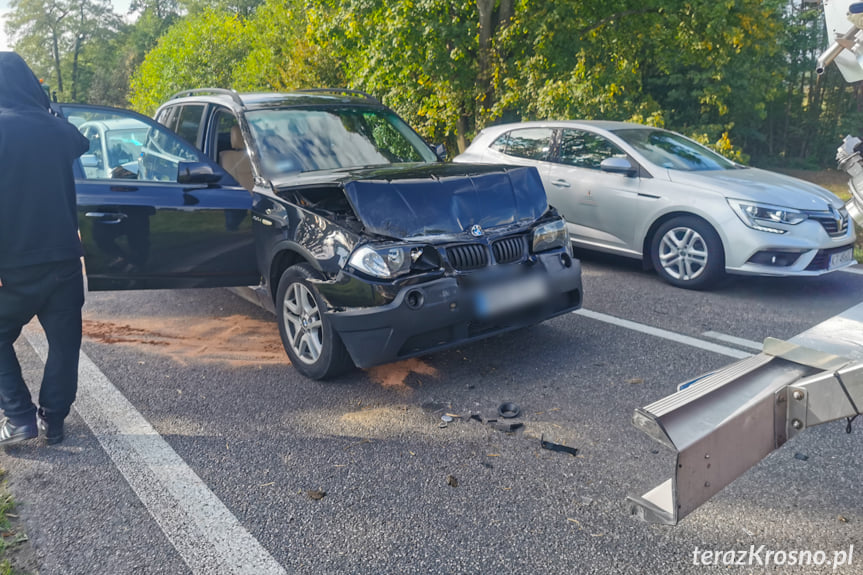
[0,470,30,575]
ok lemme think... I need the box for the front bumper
[723,216,857,277]
[325,252,582,369]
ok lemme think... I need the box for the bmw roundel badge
[470,224,484,237]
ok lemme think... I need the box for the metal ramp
[628,302,863,525]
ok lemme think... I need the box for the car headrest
[230,124,244,150]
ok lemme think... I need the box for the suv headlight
[349,244,428,279]
[532,219,568,252]
[728,199,807,234]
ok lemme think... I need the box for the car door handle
[551,179,571,188]
[85,212,128,223]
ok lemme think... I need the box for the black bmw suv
[64,89,582,379]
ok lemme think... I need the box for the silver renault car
[455,121,857,289]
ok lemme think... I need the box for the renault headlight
[349,244,427,279]
[532,218,568,252]
[728,200,807,234]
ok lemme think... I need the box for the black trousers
[0,259,84,426]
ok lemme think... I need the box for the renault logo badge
[832,206,848,234]
[470,224,484,237]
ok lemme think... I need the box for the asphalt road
[3,253,863,574]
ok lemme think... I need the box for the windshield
[612,128,737,171]
[246,107,438,178]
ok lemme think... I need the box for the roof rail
[166,88,245,109]
[294,88,379,103]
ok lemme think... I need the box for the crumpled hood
[667,167,844,211]
[0,52,51,111]
[341,164,549,239]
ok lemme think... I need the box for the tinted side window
[175,105,206,146]
[490,133,509,154]
[494,128,553,161]
[205,107,240,162]
[559,129,626,169]
[156,106,177,132]
[62,106,202,182]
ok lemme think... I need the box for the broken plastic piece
[540,434,578,456]
[490,422,523,433]
[498,402,521,418]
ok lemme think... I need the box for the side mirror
[177,161,222,185]
[433,143,448,161]
[600,157,637,177]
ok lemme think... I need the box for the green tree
[307,0,492,152]
[299,0,785,155]
[5,0,121,101]
[6,0,73,92]
[755,1,863,167]
[129,8,252,114]
[179,0,264,17]
[232,0,341,92]
[490,0,786,153]
[77,0,184,107]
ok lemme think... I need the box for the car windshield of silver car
[612,128,738,172]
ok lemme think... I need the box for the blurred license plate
[829,248,854,269]
[474,275,548,318]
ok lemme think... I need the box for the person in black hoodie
[0,52,89,446]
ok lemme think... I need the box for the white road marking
[700,331,764,352]
[23,324,287,575]
[839,266,863,276]
[574,309,752,359]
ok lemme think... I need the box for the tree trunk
[477,0,493,101]
[51,29,63,93]
[456,115,469,153]
[71,3,86,102]
[498,0,513,24]
[71,36,81,101]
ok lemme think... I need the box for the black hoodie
[0,52,89,270]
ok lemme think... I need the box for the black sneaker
[0,418,38,446]
[37,411,64,445]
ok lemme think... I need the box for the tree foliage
[299,0,789,154]
[233,0,341,92]
[307,0,485,150]
[129,9,252,113]
[5,0,121,99]
[7,0,863,166]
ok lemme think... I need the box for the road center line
[574,309,752,359]
[700,330,764,352]
[23,324,287,575]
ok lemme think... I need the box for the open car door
[61,104,259,291]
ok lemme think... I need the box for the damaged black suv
[63,89,582,379]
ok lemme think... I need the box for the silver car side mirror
[600,157,637,176]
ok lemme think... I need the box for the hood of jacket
[0,51,51,111]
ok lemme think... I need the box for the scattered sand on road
[81,315,287,367]
[365,358,438,390]
[81,315,438,388]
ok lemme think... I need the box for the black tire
[275,263,353,379]
[650,216,724,290]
